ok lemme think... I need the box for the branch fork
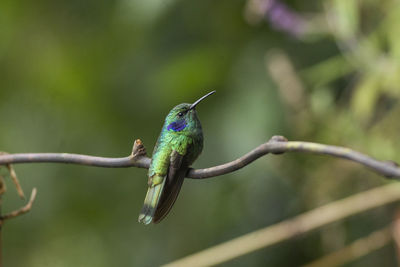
[0,158,37,226]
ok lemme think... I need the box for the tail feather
[138,177,166,225]
[153,170,186,223]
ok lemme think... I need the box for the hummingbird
[138,91,215,225]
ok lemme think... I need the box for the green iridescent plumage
[138,91,215,225]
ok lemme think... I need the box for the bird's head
[164,91,215,135]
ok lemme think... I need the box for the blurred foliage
[0,0,399,266]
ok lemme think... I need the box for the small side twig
[0,156,37,267]
[6,165,25,199]
[0,152,25,199]
[131,139,147,159]
[0,175,6,196]
[0,188,37,224]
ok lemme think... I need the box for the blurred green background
[1,0,400,266]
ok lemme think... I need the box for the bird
[138,91,215,225]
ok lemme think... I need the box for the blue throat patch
[167,119,187,132]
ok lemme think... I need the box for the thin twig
[0,152,25,198]
[0,175,5,196]
[0,176,3,267]
[303,226,392,267]
[306,208,400,266]
[162,183,400,267]
[0,188,37,223]
[1,136,398,179]
[6,165,25,199]
[392,209,400,265]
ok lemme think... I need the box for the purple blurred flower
[259,0,306,37]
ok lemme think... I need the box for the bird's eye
[178,112,184,117]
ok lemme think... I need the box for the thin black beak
[189,91,216,110]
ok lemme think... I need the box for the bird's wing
[153,150,186,223]
[168,149,184,180]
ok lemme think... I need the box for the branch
[0,136,399,179]
[162,183,400,267]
